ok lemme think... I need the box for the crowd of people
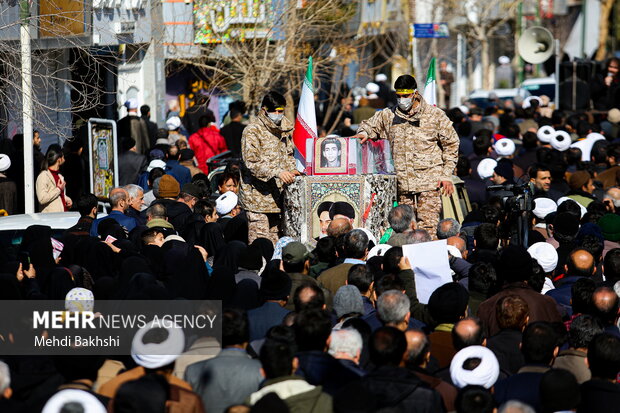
[2,67,620,413]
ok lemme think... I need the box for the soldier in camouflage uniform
[240,91,300,245]
[356,75,459,239]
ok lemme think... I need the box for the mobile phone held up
[19,251,30,271]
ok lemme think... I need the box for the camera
[486,182,535,213]
[486,182,535,246]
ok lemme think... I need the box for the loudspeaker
[518,27,554,64]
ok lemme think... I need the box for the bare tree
[445,0,520,90]
[595,0,615,60]
[0,1,148,140]
[180,0,395,133]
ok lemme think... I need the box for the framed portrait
[88,118,118,199]
[313,136,348,175]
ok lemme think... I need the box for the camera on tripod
[486,182,535,213]
[486,182,535,246]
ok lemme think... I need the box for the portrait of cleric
[312,199,357,239]
[315,136,347,174]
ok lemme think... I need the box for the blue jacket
[165,160,191,185]
[295,350,360,395]
[494,365,550,412]
[90,210,138,237]
[546,276,583,317]
[247,301,290,342]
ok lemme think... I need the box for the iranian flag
[292,57,317,172]
[422,57,437,106]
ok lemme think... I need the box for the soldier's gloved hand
[438,180,454,197]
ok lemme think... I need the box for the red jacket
[189,126,228,174]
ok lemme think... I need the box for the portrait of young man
[315,136,347,174]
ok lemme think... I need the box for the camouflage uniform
[241,111,297,245]
[358,96,459,238]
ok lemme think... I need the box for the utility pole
[21,0,34,214]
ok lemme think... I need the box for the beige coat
[35,169,71,213]
[240,111,296,213]
[357,96,459,194]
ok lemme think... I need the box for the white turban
[450,345,500,389]
[459,105,470,115]
[216,191,238,215]
[494,138,516,157]
[571,133,606,161]
[528,242,558,273]
[477,158,498,180]
[0,154,10,172]
[131,319,185,369]
[551,130,571,152]
[65,288,94,312]
[522,96,543,109]
[614,280,620,299]
[557,196,587,217]
[533,197,557,220]
[166,116,182,131]
[375,73,388,82]
[537,125,555,143]
[124,98,138,110]
[358,228,377,248]
[42,389,106,413]
[498,56,510,65]
[163,234,186,244]
[366,82,380,94]
[367,244,392,259]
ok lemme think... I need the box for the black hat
[499,245,532,282]
[180,183,202,198]
[427,282,469,324]
[493,158,514,182]
[238,245,263,271]
[329,201,355,220]
[553,212,580,237]
[260,269,292,301]
[179,148,195,162]
[317,201,333,218]
[122,137,136,152]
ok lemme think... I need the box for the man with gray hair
[0,360,12,404]
[328,328,365,376]
[604,187,620,212]
[145,203,175,234]
[377,289,411,331]
[405,229,432,244]
[124,183,146,224]
[318,229,369,296]
[387,205,416,247]
[437,218,461,239]
[90,187,138,236]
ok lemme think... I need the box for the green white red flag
[422,57,437,106]
[292,57,317,171]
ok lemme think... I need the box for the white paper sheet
[402,240,452,304]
